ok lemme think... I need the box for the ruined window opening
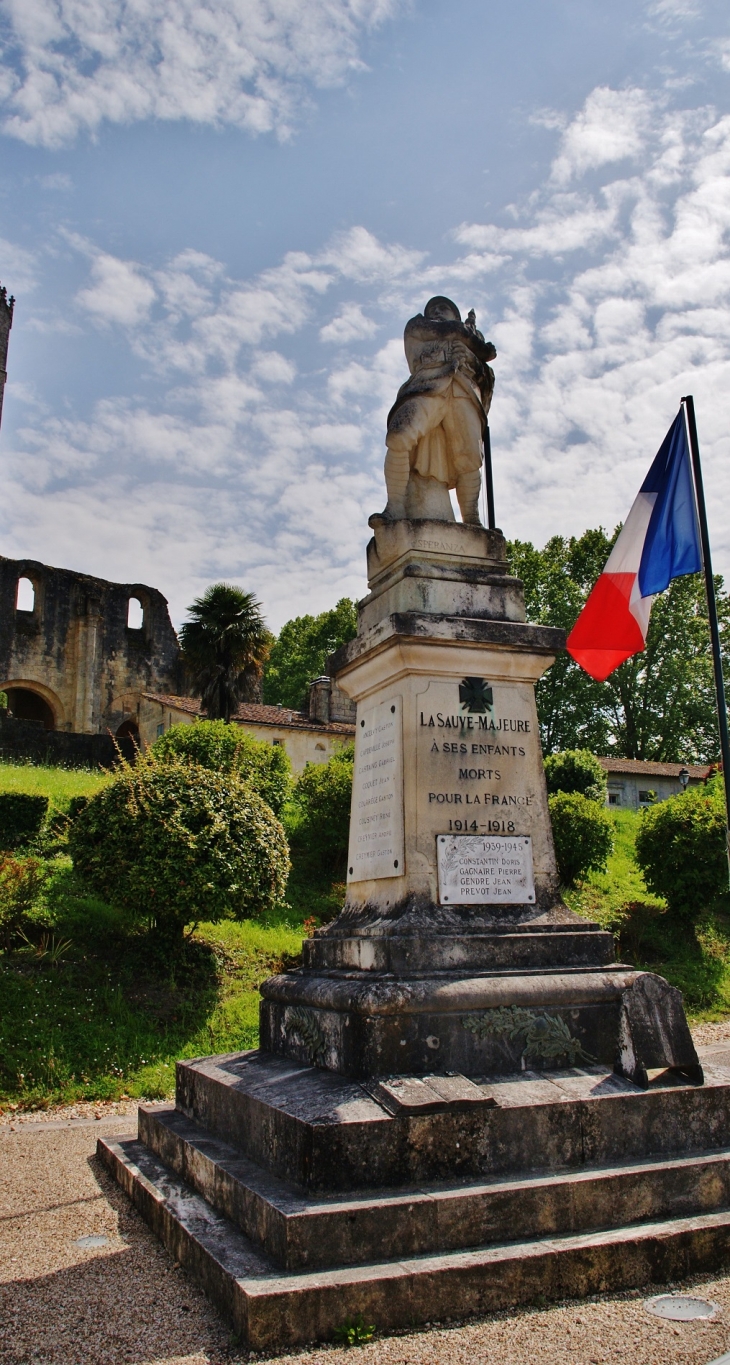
[127,597,144,630]
[16,577,35,612]
[315,742,326,751]
[6,687,54,730]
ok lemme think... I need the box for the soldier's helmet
[423,296,461,322]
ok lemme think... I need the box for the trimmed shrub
[67,795,90,821]
[151,720,292,814]
[290,745,354,873]
[635,786,727,918]
[544,749,607,804]
[68,755,290,940]
[0,856,47,951]
[0,793,49,850]
[548,790,614,886]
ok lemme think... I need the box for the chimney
[309,675,331,723]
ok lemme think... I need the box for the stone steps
[98,1132,730,1352]
[140,1101,730,1272]
[175,1051,726,1192]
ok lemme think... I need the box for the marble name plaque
[437,834,535,905]
[347,696,404,883]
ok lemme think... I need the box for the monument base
[99,1046,730,1351]
[98,516,720,1344]
[260,891,702,1083]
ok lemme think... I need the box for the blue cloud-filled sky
[1,0,729,628]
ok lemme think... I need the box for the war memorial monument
[101,298,730,1350]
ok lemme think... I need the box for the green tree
[509,530,615,754]
[179,583,271,722]
[544,749,607,803]
[289,744,354,874]
[510,529,730,761]
[263,599,358,709]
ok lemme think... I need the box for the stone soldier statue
[383,296,496,525]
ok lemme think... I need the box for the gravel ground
[3,1026,730,1365]
[0,1097,139,1130]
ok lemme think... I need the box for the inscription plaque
[437,834,535,905]
[347,696,404,882]
[415,677,540,866]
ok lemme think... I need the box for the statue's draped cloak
[386,315,496,487]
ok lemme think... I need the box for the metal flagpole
[483,419,496,530]
[681,394,730,883]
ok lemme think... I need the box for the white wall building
[598,756,712,809]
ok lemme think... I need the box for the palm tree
[179,583,271,721]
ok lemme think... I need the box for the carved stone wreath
[463,1005,594,1066]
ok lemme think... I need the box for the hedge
[0,793,49,850]
[548,790,614,886]
[635,784,727,918]
[68,755,290,940]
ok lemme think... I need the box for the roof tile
[141,692,355,737]
[598,756,712,780]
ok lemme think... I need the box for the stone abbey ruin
[0,553,354,767]
[0,554,183,763]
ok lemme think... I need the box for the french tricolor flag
[567,410,702,682]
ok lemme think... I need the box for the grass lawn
[0,759,111,812]
[3,762,730,1111]
[0,873,306,1110]
[0,760,341,1111]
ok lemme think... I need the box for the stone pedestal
[100,513,725,1351]
[260,518,700,1086]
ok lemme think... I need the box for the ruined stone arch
[0,678,64,730]
[107,692,141,742]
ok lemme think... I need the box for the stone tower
[0,284,14,432]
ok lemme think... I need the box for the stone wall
[0,712,136,768]
[0,555,184,736]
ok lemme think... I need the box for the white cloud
[0,0,403,148]
[7,83,730,629]
[550,87,653,183]
[251,351,297,383]
[645,0,701,23]
[460,104,730,569]
[76,250,156,326]
[323,226,425,282]
[455,196,622,258]
[0,237,38,294]
[720,40,730,74]
[320,302,377,343]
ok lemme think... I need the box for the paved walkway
[4,1033,730,1365]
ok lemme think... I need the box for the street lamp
[679,766,690,790]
